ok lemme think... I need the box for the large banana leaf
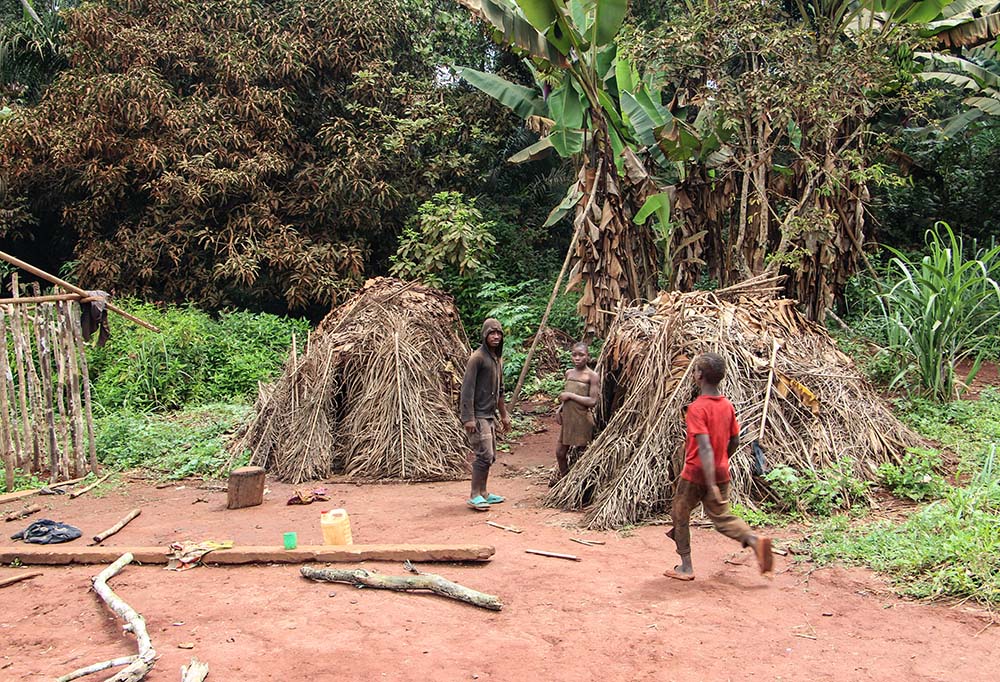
[456,0,566,65]
[514,0,573,54]
[917,51,1000,88]
[621,90,667,148]
[592,0,628,46]
[453,66,546,119]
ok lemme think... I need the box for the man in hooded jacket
[460,318,511,510]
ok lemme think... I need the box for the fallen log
[90,508,141,545]
[4,504,42,522]
[69,472,112,499]
[301,565,503,611]
[0,543,496,565]
[0,570,43,588]
[180,658,210,682]
[58,553,156,682]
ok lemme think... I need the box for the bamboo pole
[0,250,160,332]
[58,302,86,476]
[511,226,582,406]
[24,298,46,476]
[0,311,15,491]
[69,472,111,499]
[8,274,40,471]
[31,283,60,478]
[0,293,86,304]
[47,302,73,478]
[69,299,98,473]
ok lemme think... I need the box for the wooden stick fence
[1,274,97,490]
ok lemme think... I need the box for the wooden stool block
[227,466,266,509]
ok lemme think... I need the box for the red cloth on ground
[680,394,740,485]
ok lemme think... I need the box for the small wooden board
[0,543,496,565]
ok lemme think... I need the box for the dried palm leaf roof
[231,278,471,483]
[546,274,922,529]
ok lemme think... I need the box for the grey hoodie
[459,318,504,423]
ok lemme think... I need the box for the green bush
[95,404,250,479]
[764,458,871,516]
[807,448,1000,605]
[879,222,1000,400]
[87,302,308,412]
[877,447,947,501]
[472,279,584,387]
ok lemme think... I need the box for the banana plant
[918,45,1000,133]
[922,1,1000,48]
[455,0,666,335]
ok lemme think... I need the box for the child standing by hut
[554,343,600,479]
[665,352,773,580]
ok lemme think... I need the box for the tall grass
[879,222,1000,400]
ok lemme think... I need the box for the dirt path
[1,415,996,681]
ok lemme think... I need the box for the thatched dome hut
[232,278,471,483]
[546,276,922,529]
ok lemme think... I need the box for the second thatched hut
[546,276,922,529]
[232,278,471,483]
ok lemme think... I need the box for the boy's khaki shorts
[468,417,496,472]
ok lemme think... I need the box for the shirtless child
[554,343,600,478]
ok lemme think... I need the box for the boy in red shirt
[664,352,773,580]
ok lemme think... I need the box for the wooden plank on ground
[0,474,91,505]
[0,544,496,566]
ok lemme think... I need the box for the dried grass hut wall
[546,276,922,530]
[233,278,471,483]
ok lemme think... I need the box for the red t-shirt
[680,394,739,486]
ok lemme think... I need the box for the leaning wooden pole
[8,274,41,471]
[0,250,160,333]
[31,284,60,477]
[0,311,15,491]
[511,226,581,406]
[69,300,98,472]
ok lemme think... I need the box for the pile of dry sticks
[232,278,471,483]
[546,274,922,529]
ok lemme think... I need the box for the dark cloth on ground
[10,519,82,544]
[670,479,752,557]
[559,378,595,447]
[459,318,504,423]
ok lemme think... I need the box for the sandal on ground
[466,495,490,511]
[663,566,695,581]
[484,493,505,504]
[755,536,774,574]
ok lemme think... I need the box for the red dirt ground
[2,415,997,682]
